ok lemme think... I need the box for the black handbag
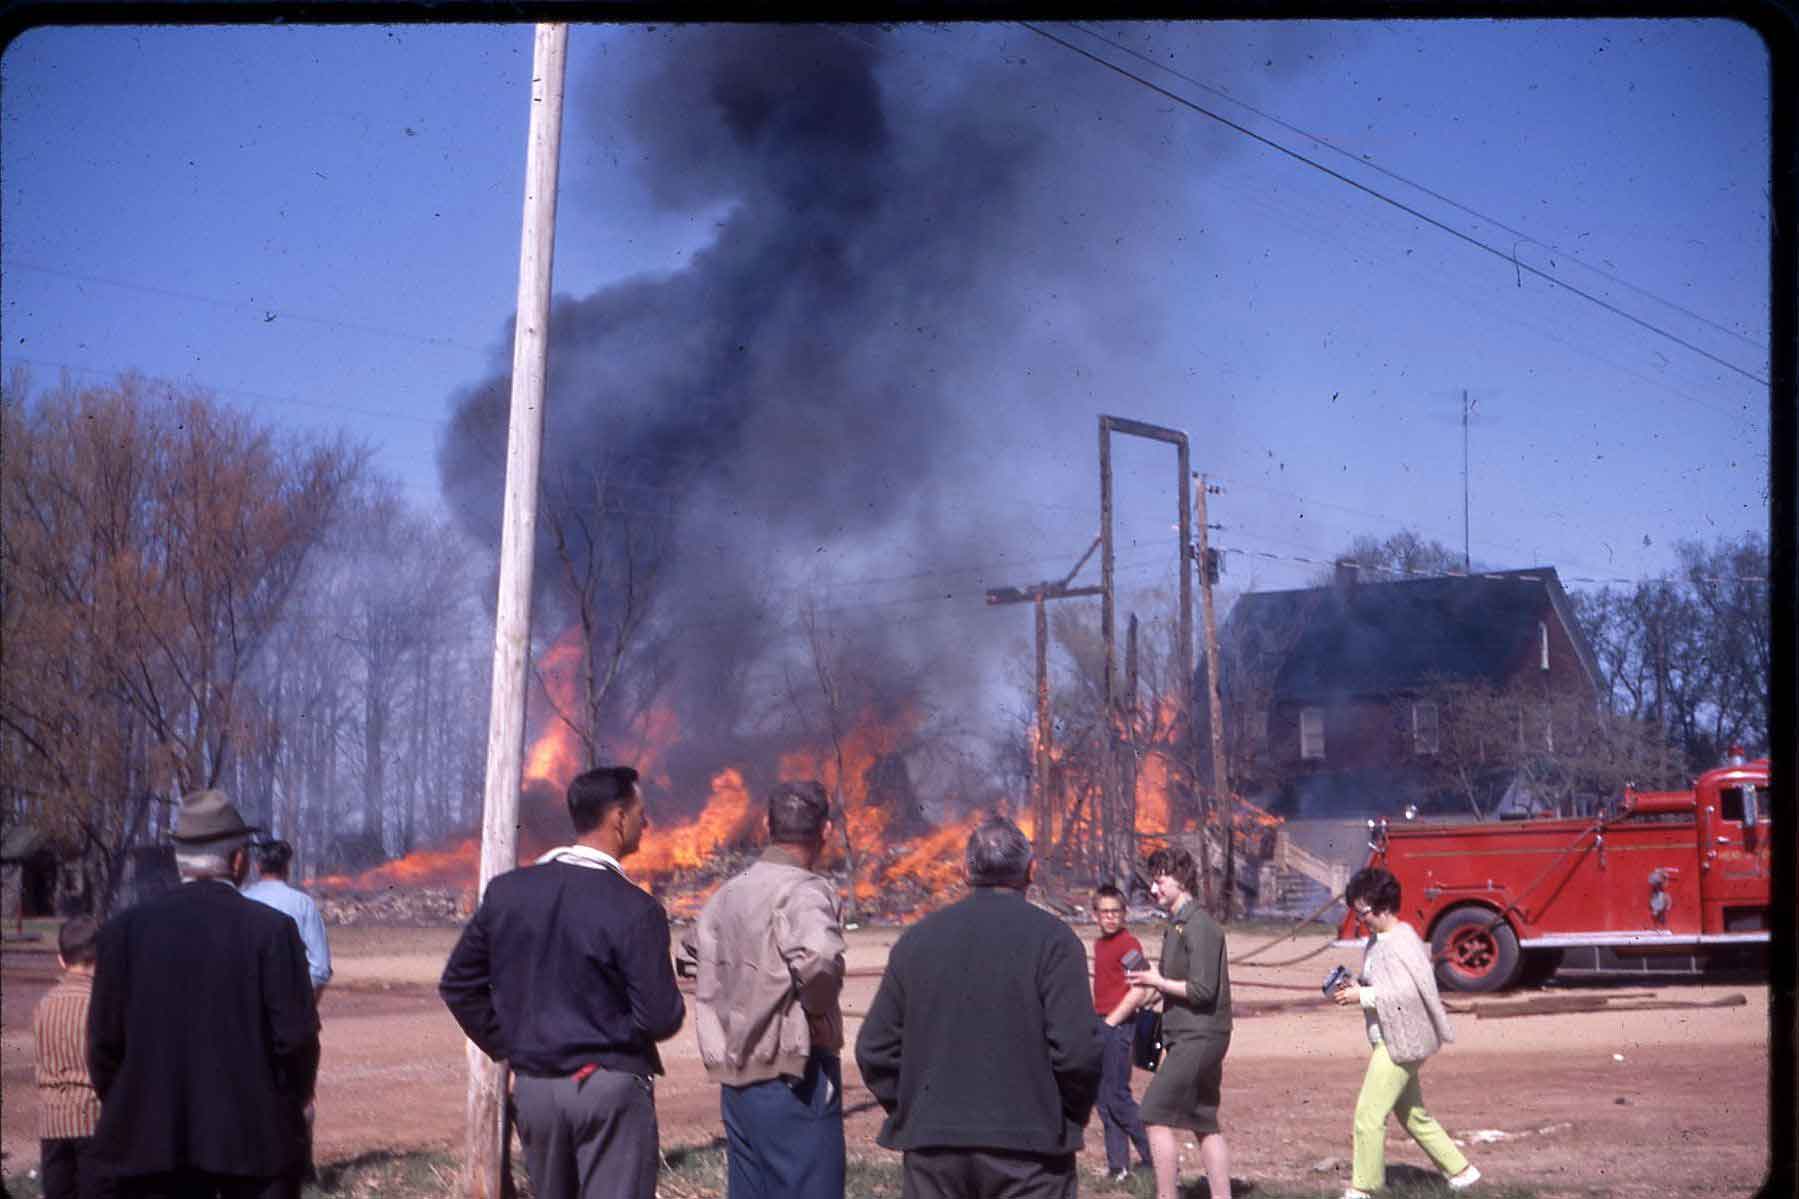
[1130,1008,1164,1071]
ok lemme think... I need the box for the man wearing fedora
[87,789,320,1199]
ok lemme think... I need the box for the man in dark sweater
[440,766,686,1199]
[856,816,1102,1199]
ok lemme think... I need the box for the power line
[9,261,493,357]
[2,354,444,427]
[1064,21,1767,360]
[1019,21,1770,390]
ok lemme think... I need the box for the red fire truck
[1333,753,1773,992]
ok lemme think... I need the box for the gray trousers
[513,1069,659,1199]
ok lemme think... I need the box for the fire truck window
[1719,786,1746,823]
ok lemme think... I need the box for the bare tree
[536,465,676,768]
[1570,535,1768,774]
[2,373,361,912]
[783,599,869,925]
[1410,680,1682,820]
[1318,530,1468,584]
[1675,536,1770,756]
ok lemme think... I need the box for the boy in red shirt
[1091,884,1154,1180]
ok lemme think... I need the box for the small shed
[1,826,60,921]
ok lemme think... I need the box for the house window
[1540,621,1550,671]
[1300,707,1325,760]
[1412,701,1440,755]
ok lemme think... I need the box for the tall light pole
[462,23,568,1199]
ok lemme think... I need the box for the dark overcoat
[88,878,320,1178]
[855,885,1103,1155]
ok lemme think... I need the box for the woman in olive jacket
[1330,867,1482,1199]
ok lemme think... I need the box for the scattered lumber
[1469,992,1747,1019]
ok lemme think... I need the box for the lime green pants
[1351,1042,1469,1192]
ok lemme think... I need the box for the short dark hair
[255,839,294,876]
[965,816,1032,887]
[1145,846,1199,896]
[58,916,99,966]
[568,766,641,835]
[768,781,831,844]
[1346,866,1402,915]
[1094,882,1126,907]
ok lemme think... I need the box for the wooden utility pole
[1123,613,1139,852]
[1195,474,1230,918]
[986,539,1102,865]
[1462,389,1473,574]
[463,24,568,1199]
[1097,416,1191,889]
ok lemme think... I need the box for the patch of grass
[303,1148,464,1196]
[1078,1160,1557,1199]
[3,1167,42,1199]
[4,1150,1562,1199]
[654,1142,907,1199]
[845,1154,906,1198]
[658,1141,728,1198]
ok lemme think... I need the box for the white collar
[535,843,629,880]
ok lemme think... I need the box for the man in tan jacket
[682,781,846,1199]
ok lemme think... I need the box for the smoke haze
[438,24,1319,803]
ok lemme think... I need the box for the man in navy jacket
[856,816,1102,1199]
[441,765,686,1199]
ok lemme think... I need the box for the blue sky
[1,19,1773,649]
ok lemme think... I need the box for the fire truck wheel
[1430,906,1522,993]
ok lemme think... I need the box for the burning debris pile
[314,810,996,928]
[316,667,978,923]
[312,630,1205,926]
[317,885,469,927]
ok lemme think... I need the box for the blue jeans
[1095,1020,1152,1172]
[720,1051,845,1199]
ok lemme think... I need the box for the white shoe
[1340,1189,1373,1199]
[1448,1164,1482,1190]
[1109,1170,1130,1183]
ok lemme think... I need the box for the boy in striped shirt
[33,915,106,1199]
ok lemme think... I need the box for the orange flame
[523,630,588,788]
[631,767,760,882]
[320,640,1023,920]
[316,836,483,894]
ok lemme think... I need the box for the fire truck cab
[1333,754,1773,992]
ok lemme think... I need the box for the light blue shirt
[243,878,333,989]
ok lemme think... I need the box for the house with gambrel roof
[1218,564,1602,821]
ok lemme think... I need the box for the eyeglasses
[1352,905,1374,918]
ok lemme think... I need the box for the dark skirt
[1138,1032,1230,1134]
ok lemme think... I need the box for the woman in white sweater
[1330,867,1482,1198]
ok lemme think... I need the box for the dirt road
[2,923,1771,1196]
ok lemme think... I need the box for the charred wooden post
[985,539,1102,868]
[1035,595,1051,859]
[1098,416,1192,890]
[1099,422,1118,882]
[1196,474,1231,918]
[1124,612,1140,853]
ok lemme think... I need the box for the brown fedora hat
[170,789,260,846]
